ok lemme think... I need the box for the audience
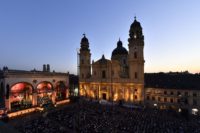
[15,98,200,133]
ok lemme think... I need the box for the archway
[56,81,67,101]
[10,82,33,111]
[36,81,53,106]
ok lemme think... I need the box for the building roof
[0,69,68,78]
[145,72,200,90]
[94,55,111,64]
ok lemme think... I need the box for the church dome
[81,34,89,43]
[130,17,142,30]
[80,34,89,51]
[129,17,143,40]
[111,39,128,58]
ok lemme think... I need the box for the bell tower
[128,17,145,84]
[79,34,91,80]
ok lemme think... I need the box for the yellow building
[79,17,145,103]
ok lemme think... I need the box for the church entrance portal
[102,93,107,100]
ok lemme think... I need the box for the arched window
[123,59,126,64]
[135,72,138,79]
[134,52,137,59]
[102,70,106,78]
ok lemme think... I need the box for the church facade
[79,18,145,103]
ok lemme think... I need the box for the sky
[0,0,200,74]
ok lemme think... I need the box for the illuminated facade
[0,66,69,111]
[79,18,145,103]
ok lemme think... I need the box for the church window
[134,52,137,59]
[102,70,106,78]
[123,59,126,64]
[135,72,138,79]
[111,71,114,76]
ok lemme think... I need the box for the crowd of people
[13,98,200,133]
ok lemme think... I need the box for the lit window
[134,34,137,39]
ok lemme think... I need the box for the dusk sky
[0,0,200,74]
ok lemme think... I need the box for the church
[79,17,145,103]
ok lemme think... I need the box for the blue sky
[0,0,200,74]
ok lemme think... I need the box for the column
[32,92,38,106]
[66,89,69,99]
[5,99,11,111]
[52,91,56,104]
